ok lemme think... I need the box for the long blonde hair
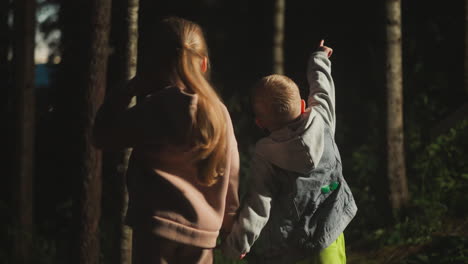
[140,17,227,186]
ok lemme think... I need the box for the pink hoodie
[94,86,240,248]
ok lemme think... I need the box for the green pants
[296,233,346,264]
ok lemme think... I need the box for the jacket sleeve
[93,87,192,150]
[307,51,336,134]
[221,152,275,259]
[221,108,240,233]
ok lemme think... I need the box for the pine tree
[105,0,138,262]
[385,0,409,212]
[273,0,285,74]
[12,0,36,262]
[60,1,112,263]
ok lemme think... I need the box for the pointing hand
[317,39,333,58]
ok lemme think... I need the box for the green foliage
[345,121,386,243]
[411,119,468,217]
[366,199,445,247]
[0,222,58,264]
[31,234,58,264]
[347,115,468,260]
[400,236,468,264]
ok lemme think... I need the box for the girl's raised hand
[317,39,333,58]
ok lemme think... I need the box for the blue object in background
[35,64,52,88]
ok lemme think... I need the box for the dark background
[3,0,468,263]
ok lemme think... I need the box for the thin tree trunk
[1,0,11,129]
[0,0,9,82]
[107,0,138,263]
[12,0,36,263]
[273,0,285,74]
[137,0,151,70]
[120,2,138,262]
[385,0,409,211]
[465,0,468,94]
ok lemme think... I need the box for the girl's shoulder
[145,86,198,107]
[142,86,198,128]
[145,85,190,98]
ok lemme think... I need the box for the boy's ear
[301,99,306,114]
[201,56,208,73]
[255,118,264,129]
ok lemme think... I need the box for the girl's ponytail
[142,17,229,186]
[179,39,228,186]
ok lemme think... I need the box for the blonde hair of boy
[252,74,302,131]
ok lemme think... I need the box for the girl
[93,17,240,264]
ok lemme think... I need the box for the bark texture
[385,0,409,211]
[12,0,36,262]
[273,0,285,74]
[106,0,138,263]
[60,1,112,263]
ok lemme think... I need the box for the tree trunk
[12,0,36,263]
[0,0,9,85]
[1,0,11,145]
[273,0,285,74]
[106,0,138,263]
[136,0,152,70]
[60,1,111,263]
[76,1,111,262]
[465,0,468,94]
[385,0,409,212]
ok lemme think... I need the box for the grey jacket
[221,51,357,263]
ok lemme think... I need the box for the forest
[3,0,468,263]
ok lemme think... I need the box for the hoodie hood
[255,109,325,174]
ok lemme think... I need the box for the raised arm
[93,83,193,150]
[307,40,336,133]
[221,152,276,259]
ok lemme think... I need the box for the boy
[221,41,357,264]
